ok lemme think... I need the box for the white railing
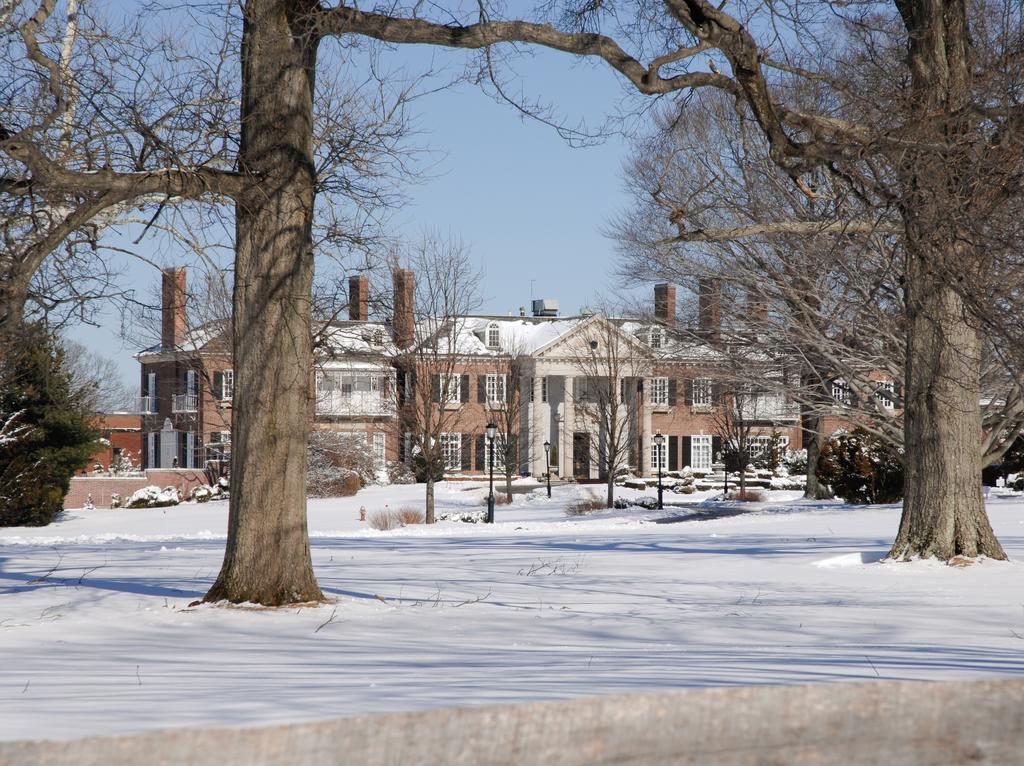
[736,393,799,421]
[138,396,158,414]
[315,391,395,418]
[171,393,199,413]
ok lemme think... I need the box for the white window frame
[541,376,548,403]
[691,435,712,472]
[651,440,667,472]
[221,369,234,400]
[650,327,663,349]
[186,431,196,469]
[746,435,790,458]
[440,432,462,471]
[485,373,506,405]
[486,322,500,349]
[440,373,461,405]
[147,432,157,468]
[373,432,386,465]
[186,369,198,395]
[692,378,713,407]
[484,436,507,472]
[832,381,851,404]
[650,377,670,406]
[875,380,895,409]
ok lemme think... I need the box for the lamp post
[486,422,497,523]
[543,440,552,498]
[654,432,665,510]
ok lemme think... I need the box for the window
[541,376,548,403]
[486,322,500,349]
[318,372,383,396]
[746,435,789,458]
[373,432,386,465]
[484,435,506,471]
[650,327,663,349]
[185,431,197,469]
[440,373,461,404]
[147,432,156,468]
[222,370,233,400]
[440,432,461,471]
[186,369,198,395]
[485,373,506,404]
[832,381,851,404]
[875,380,895,409]
[692,378,713,407]
[651,441,667,472]
[691,435,712,471]
[650,377,670,406]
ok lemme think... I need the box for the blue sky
[67,38,653,387]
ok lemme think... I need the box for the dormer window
[486,322,500,349]
[650,327,663,349]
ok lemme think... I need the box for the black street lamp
[486,422,498,523]
[654,432,665,510]
[543,440,552,498]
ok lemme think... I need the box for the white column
[561,375,574,478]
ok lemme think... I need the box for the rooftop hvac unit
[532,298,560,317]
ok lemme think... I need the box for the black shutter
[682,436,692,470]
[461,434,472,470]
[712,383,723,406]
[396,370,406,405]
[504,375,511,403]
[477,374,486,403]
[684,379,693,406]
[669,435,678,470]
[712,436,723,461]
[668,378,678,407]
[619,378,627,404]
[460,374,470,403]
[529,377,534,403]
[152,433,159,468]
[178,432,186,467]
[508,434,518,473]
[475,435,485,471]
[213,371,224,400]
[141,373,149,397]
[431,374,441,403]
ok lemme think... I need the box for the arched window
[486,322,500,349]
[650,327,663,349]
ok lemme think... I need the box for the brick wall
[65,469,211,509]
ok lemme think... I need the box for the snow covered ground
[3,481,1024,742]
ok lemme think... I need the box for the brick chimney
[392,268,415,349]
[698,278,721,340]
[161,267,187,350]
[349,275,369,321]
[746,288,769,326]
[654,283,676,322]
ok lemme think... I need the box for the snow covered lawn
[3,481,1024,742]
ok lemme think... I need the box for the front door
[573,432,591,479]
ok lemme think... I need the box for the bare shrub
[565,498,606,517]
[727,489,764,502]
[368,510,395,530]
[479,493,511,507]
[370,507,424,530]
[394,507,424,525]
[307,431,377,497]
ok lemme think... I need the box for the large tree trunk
[801,402,832,500]
[890,268,1005,560]
[888,0,1005,562]
[204,0,324,605]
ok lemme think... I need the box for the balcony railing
[315,391,395,418]
[138,396,158,414]
[171,393,199,413]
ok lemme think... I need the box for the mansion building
[137,268,818,479]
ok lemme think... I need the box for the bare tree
[394,233,483,523]
[2,0,424,603]
[484,337,528,503]
[567,315,650,508]
[325,0,1024,562]
[62,339,135,412]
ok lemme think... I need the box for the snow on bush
[126,485,181,508]
[307,431,383,497]
[437,511,486,524]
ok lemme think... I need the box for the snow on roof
[319,322,396,357]
[417,315,586,357]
